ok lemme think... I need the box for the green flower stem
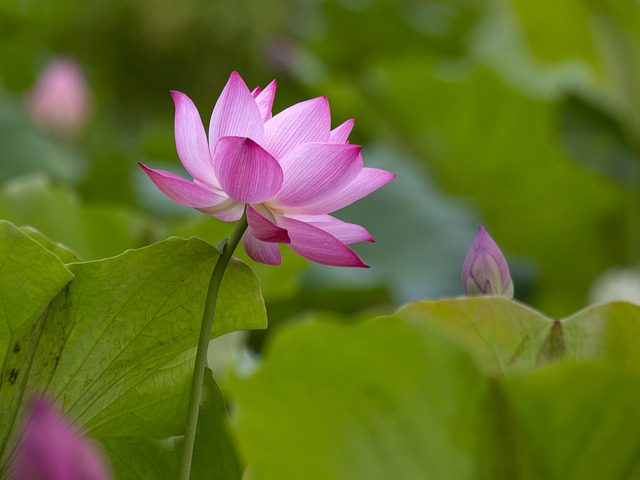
[179,209,248,480]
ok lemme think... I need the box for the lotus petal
[213,136,284,204]
[242,231,282,265]
[279,216,368,267]
[263,96,330,158]
[171,91,218,187]
[271,143,362,210]
[209,72,265,150]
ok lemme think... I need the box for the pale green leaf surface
[231,316,503,480]
[562,301,640,372]
[504,362,640,480]
[232,304,640,480]
[397,297,553,374]
[0,235,266,476]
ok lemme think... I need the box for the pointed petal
[209,72,265,151]
[263,96,331,158]
[329,119,354,144]
[170,91,218,187]
[139,163,227,208]
[247,205,290,243]
[279,216,368,267]
[254,80,277,122]
[242,231,282,265]
[213,136,284,203]
[297,167,396,214]
[271,143,362,209]
[285,214,373,244]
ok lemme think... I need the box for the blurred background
[1,0,639,346]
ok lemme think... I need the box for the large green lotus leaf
[231,309,640,480]
[561,301,640,372]
[0,221,74,456]
[0,174,153,261]
[367,59,625,315]
[504,362,640,480]
[230,316,505,480]
[104,369,241,480]
[0,235,266,476]
[397,297,553,375]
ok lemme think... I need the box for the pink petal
[242,231,282,265]
[254,80,277,122]
[208,72,265,151]
[279,216,368,267]
[170,91,218,187]
[213,136,284,204]
[285,214,373,244]
[329,119,354,144]
[270,143,362,210]
[247,205,290,243]
[263,96,331,158]
[297,167,396,215]
[139,163,228,208]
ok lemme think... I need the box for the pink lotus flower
[462,225,514,298]
[141,72,394,267]
[28,57,92,136]
[11,396,112,480]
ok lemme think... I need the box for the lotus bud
[27,57,91,136]
[11,396,112,480]
[462,225,513,298]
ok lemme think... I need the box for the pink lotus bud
[462,225,514,298]
[27,57,91,136]
[11,396,112,480]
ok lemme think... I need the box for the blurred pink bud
[11,396,112,480]
[462,225,514,298]
[28,57,91,136]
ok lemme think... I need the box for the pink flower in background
[462,225,514,298]
[28,57,91,136]
[141,72,394,267]
[11,396,112,480]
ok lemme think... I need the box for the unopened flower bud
[27,57,91,136]
[462,225,513,298]
[12,396,112,480]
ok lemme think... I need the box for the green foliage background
[2,0,638,317]
[1,0,640,478]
